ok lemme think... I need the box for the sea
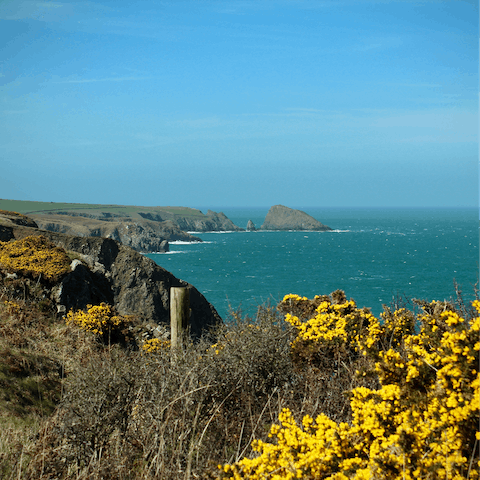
[146,207,479,321]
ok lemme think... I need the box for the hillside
[0,210,221,333]
[0,200,244,253]
[0,199,207,220]
[0,200,243,230]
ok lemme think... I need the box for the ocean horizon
[147,206,479,320]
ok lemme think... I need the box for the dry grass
[0,272,108,479]
[0,287,376,479]
[20,309,375,478]
[0,278,475,479]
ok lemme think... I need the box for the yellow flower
[221,297,480,480]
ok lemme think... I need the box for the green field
[0,199,206,219]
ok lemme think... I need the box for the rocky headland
[260,205,332,231]
[30,214,195,253]
[0,200,244,253]
[0,210,222,337]
[135,209,244,233]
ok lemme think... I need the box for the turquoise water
[147,207,479,320]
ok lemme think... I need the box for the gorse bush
[142,337,171,352]
[1,286,478,479]
[282,292,376,361]
[0,235,71,282]
[66,303,132,344]
[221,297,480,480]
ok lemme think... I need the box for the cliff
[260,205,332,231]
[0,211,222,336]
[138,209,243,232]
[30,214,200,253]
[0,201,244,252]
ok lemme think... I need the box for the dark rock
[53,263,114,311]
[0,210,38,228]
[260,205,332,231]
[0,225,14,241]
[159,240,169,252]
[246,220,256,231]
[5,224,222,336]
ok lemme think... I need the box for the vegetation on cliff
[66,303,133,344]
[0,235,71,282]
[0,210,38,228]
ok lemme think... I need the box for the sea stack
[260,205,332,231]
[246,220,256,231]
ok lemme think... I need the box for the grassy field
[0,199,207,219]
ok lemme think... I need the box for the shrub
[142,337,171,353]
[279,292,379,422]
[7,290,478,479]
[66,303,131,344]
[220,298,480,480]
[3,301,22,317]
[0,235,71,283]
[0,210,30,220]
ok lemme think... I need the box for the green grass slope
[0,199,207,220]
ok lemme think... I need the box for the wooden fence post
[170,286,190,349]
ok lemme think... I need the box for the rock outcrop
[1,215,222,336]
[246,220,256,231]
[24,207,245,252]
[260,205,332,231]
[0,210,38,229]
[172,210,244,232]
[30,214,202,253]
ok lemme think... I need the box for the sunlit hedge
[0,235,71,282]
[221,296,480,480]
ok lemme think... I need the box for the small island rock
[246,220,256,231]
[260,205,332,231]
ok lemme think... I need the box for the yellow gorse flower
[0,235,71,281]
[66,303,130,338]
[142,338,171,353]
[221,297,480,479]
[3,300,22,316]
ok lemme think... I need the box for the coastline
[148,206,479,320]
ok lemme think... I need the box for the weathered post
[170,286,190,349]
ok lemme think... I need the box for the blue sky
[0,0,477,208]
